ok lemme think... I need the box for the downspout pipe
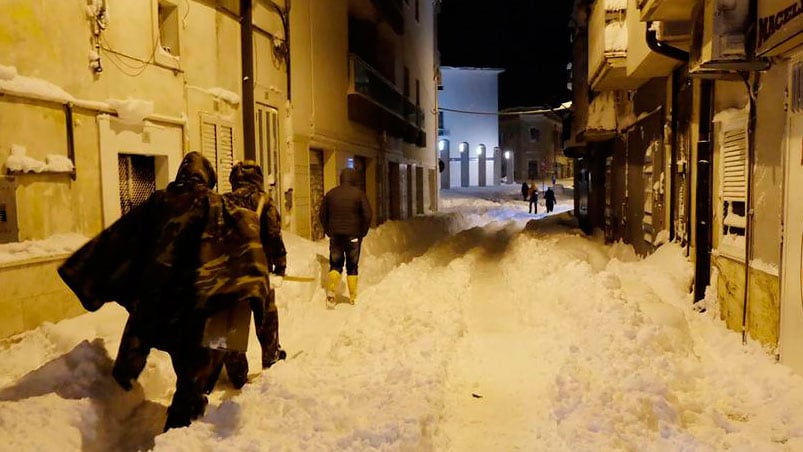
[741,72,760,344]
[241,0,256,161]
[646,21,689,62]
[694,79,714,303]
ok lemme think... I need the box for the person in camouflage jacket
[58,152,269,431]
[217,161,287,386]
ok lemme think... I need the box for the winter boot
[326,270,341,308]
[347,275,358,305]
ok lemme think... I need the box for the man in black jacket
[319,167,372,307]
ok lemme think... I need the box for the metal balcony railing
[349,54,423,130]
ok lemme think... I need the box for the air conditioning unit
[689,0,768,77]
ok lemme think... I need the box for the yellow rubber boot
[347,275,358,304]
[326,270,341,307]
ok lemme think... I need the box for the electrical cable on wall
[438,103,571,116]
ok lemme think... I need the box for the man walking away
[544,187,556,213]
[528,184,539,214]
[319,167,372,307]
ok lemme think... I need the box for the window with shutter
[200,116,235,193]
[717,114,748,258]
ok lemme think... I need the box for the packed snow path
[2,185,803,451]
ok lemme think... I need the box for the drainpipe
[694,79,713,302]
[241,0,256,160]
[64,103,76,180]
[646,21,689,62]
[741,72,760,344]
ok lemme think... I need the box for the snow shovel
[201,301,251,352]
[277,274,315,283]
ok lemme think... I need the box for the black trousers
[328,235,362,275]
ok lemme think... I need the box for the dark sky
[438,0,574,110]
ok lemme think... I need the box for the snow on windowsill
[0,233,89,268]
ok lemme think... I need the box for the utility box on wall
[0,176,18,244]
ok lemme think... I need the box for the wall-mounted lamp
[476,147,483,156]
[459,143,467,153]
[438,140,446,151]
[504,151,511,159]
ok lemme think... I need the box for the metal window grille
[118,154,156,216]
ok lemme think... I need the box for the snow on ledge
[5,145,74,174]
[0,233,89,267]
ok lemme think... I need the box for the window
[529,127,541,142]
[403,67,410,98]
[256,104,280,193]
[717,113,748,258]
[118,154,156,215]
[201,116,235,193]
[158,0,180,56]
[793,61,803,112]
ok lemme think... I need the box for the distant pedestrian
[528,184,539,214]
[521,181,529,201]
[544,187,556,213]
[320,167,373,308]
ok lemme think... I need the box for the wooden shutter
[200,118,234,193]
[217,124,234,193]
[721,124,747,203]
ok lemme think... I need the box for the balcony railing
[348,54,425,144]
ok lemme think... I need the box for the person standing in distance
[319,167,372,307]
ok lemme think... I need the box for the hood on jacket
[339,167,358,187]
[229,160,264,191]
[175,151,217,189]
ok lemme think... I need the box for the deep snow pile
[1,185,802,451]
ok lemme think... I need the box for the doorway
[309,148,325,241]
[780,110,803,374]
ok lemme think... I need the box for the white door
[780,107,803,374]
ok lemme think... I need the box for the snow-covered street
[2,185,803,451]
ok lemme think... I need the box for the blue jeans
[329,235,362,275]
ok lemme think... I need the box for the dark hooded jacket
[319,168,372,238]
[223,161,287,274]
[58,152,269,355]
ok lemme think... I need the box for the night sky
[438,0,574,110]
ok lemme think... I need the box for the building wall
[500,115,563,185]
[0,0,289,338]
[439,67,502,187]
[290,0,437,229]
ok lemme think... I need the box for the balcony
[637,0,696,22]
[348,54,425,146]
[626,17,684,80]
[588,0,647,91]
